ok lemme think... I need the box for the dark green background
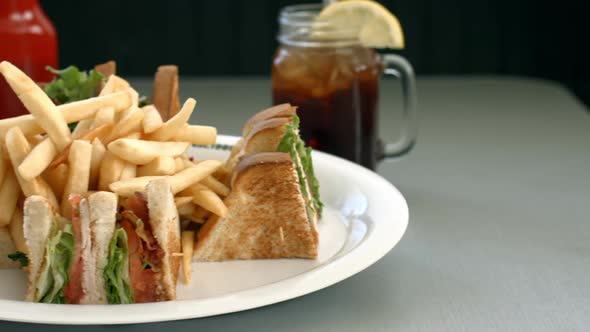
[41,0,590,105]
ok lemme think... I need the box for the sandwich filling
[34,196,92,304]
[34,220,74,304]
[63,195,85,304]
[104,227,132,304]
[110,193,166,303]
[277,115,323,222]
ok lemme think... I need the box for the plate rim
[0,134,409,325]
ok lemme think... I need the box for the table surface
[3,76,589,331]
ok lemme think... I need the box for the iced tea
[272,45,381,169]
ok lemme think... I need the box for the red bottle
[0,0,58,119]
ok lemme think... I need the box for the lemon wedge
[316,0,405,49]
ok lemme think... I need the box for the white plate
[0,135,409,325]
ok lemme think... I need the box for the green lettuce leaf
[44,66,103,105]
[104,228,133,304]
[302,145,323,215]
[277,115,323,217]
[44,66,104,132]
[38,224,74,304]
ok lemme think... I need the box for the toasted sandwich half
[193,104,322,261]
[238,103,322,218]
[20,179,180,304]
[193,152,319,261]
[115,179,180,303]
[23,194,95,303]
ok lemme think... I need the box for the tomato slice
[64,194,84,304]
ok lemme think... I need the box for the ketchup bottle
[0,0,58,119]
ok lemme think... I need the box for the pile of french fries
[0,61,229,283]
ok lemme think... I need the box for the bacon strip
[121,193,149,223]
[121,219,158,303]
[120,193,165,303]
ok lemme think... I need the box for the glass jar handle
[378,54,418,161]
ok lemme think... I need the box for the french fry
[177,201,196,217]
[128,88,139,110]
[5,127,58,208]
[61,140,92,216]
[109,175,163,197]
[108,139,189,165]
[100,75,129,95]
[104,107,144,144]
[8,208,26,254]
[201,176,230,196]
[0,167,20,227]
[147,98,196,141]
[110,160,222,197]
[91,106,115,129]
[61,89,133,121]
[98,151,127,191]
[49,123,113,168]
[181,158,195,169]
[188,183,228,217]
[0,61,72,151]
[125,132,142,139]
[118,107,133,120]
[82,123,115,141]
[0,90,133,138]
[191,206,211,223]
[27,134,45,146]
[0,116,43,141]
[119,162,136,181]
[17,138,57,181]
[0,144,9,163]
[62,89,133,120]
[167,160,222,194]
[72,118,93,139]
[181,231,194,284]
[142,105,164,134]
[89,138,106,190]
[181,160,230,196]
[137,156,176,177]
[174,157,186,173]
[175,196,194,208]
[173,125,217,146]
[44,163,68,200]
[177,187,193,197]
[0,151,7,188]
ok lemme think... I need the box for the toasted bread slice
[94,60,116,93]
[85,191,117,304]
[94,61,116,78]
[147,179,181,300]
[193,153,318,261]
[152,65,180,121]
[223,117,292,177]
[74,196,96,304]
[224,104,296,175]
[242,103,296,136]
[242,117,291,154]
[23,196,55,301]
